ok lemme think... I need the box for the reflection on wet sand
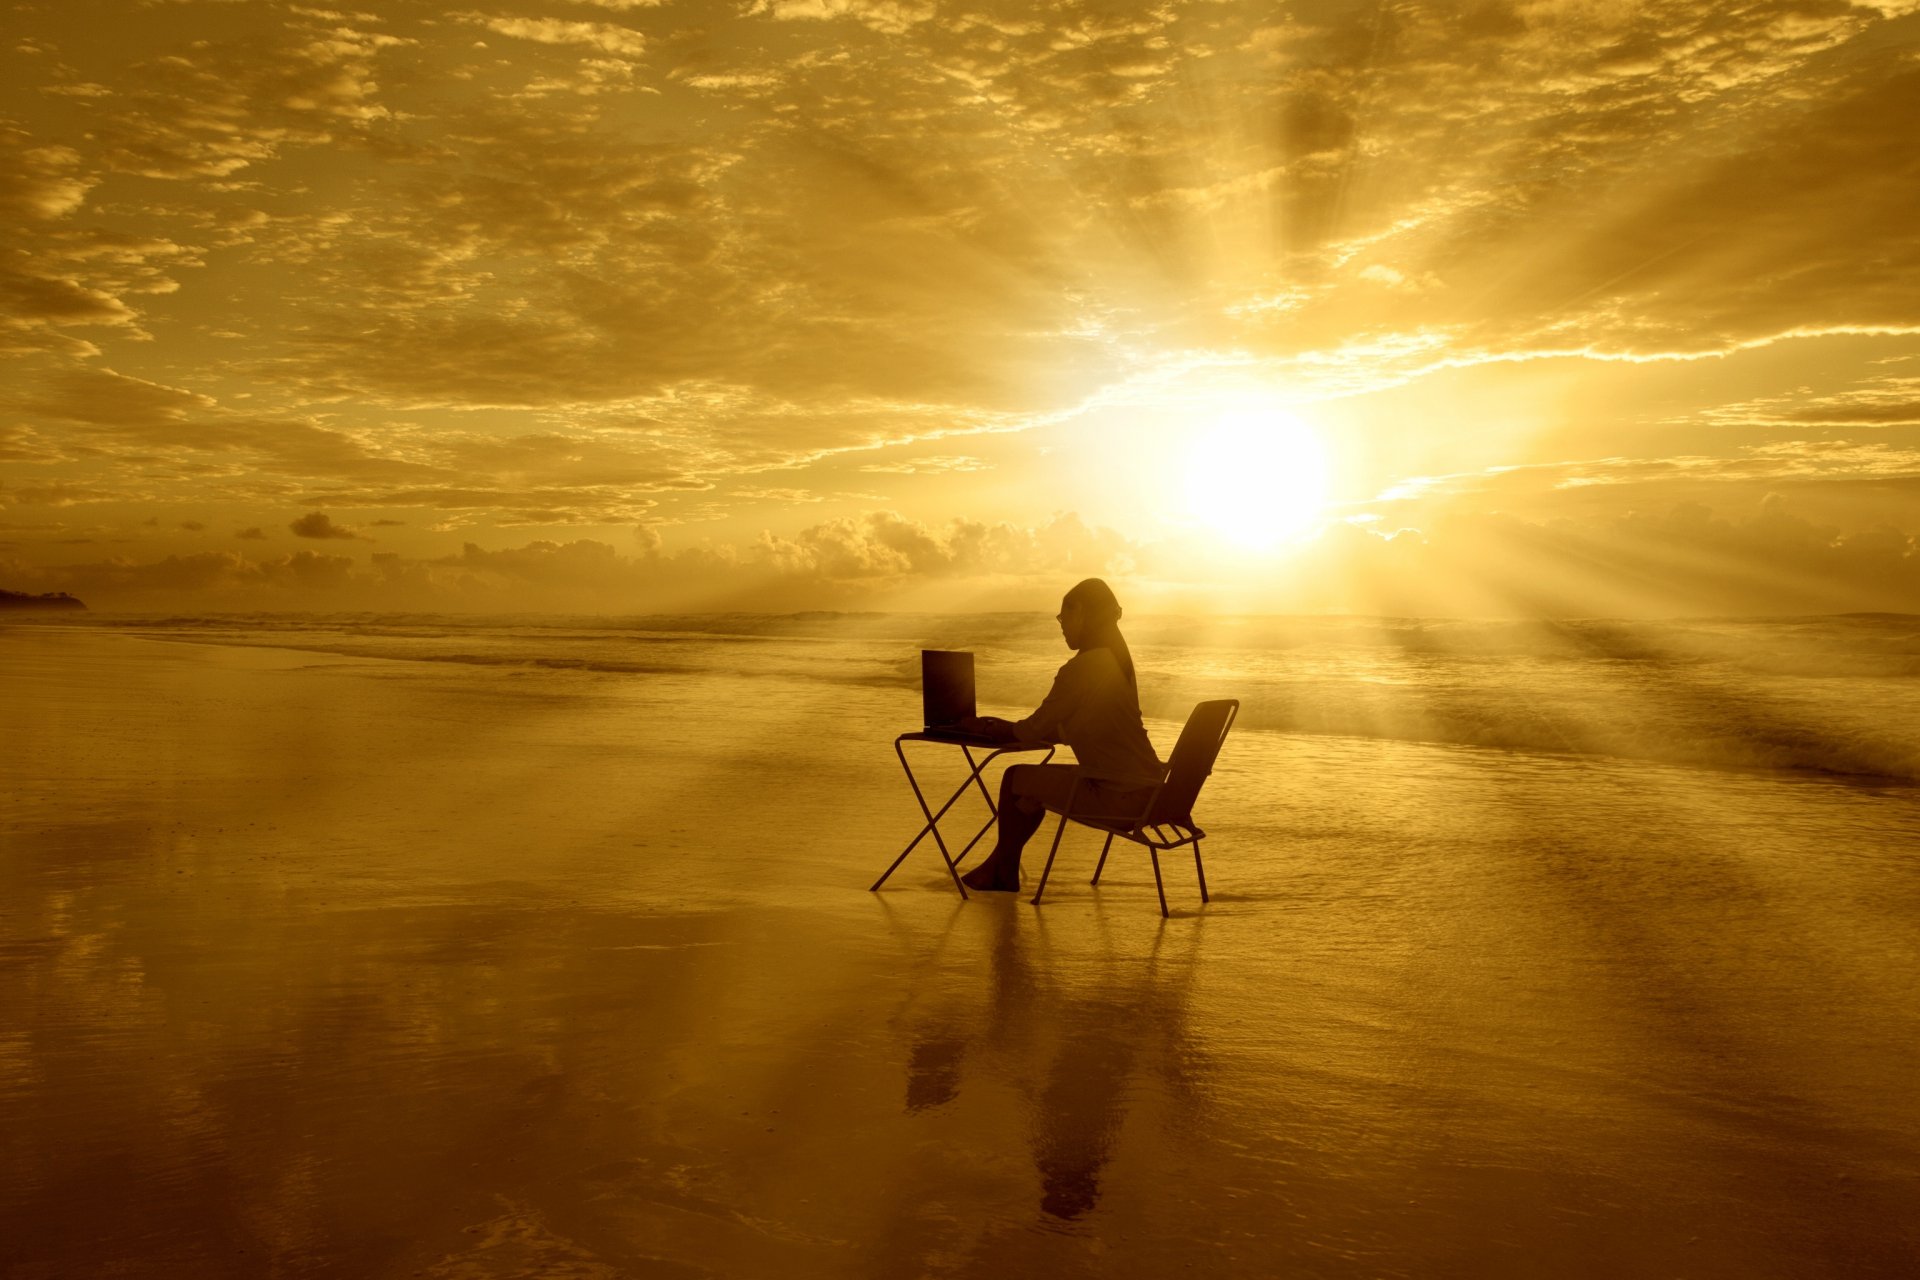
[897,905,1204,1225]
[5,631,1919,1278]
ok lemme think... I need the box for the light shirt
[1013,647,1163,785]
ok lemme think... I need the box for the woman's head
[1057,577,1122,648]
[1056,577,1135,686]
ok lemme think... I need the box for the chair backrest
[1143,699,1239,828]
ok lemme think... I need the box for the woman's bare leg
[962,765,1071,891]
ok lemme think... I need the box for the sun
[1182,405,1331,549]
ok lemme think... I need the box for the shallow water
[2,625,1917,1277]
[44,608,1920,779]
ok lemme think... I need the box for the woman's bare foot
[961,861,1020,892]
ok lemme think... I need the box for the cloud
[859,455,988,474]
[1109,1,1920,394]
[6,548,357,601]
[2,107,208,354]
[429,537,637,585]
[1287,496,1920,618]
[236,526,266,539]
[11,496,1920,616]
[290,511,359,539]
[1701,376,1920,428]
[753,510,1139,580]
[5,367,444,485]
[2,0,1917,604]
[428,508,1142,590]
[16,367,214,428]
[0,131,96,220]
[0,266,136,355]
[1372,441,1920,508]
[73,16,406,182]
[0,11,408,358]
[0,484,131,507]
[755,0,934,36]
[291,481,668,527]
[459,14,649,56]
[6,509,1144,609]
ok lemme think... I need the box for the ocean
[41,608,1920,780]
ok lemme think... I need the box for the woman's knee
[1001,765,1049,814]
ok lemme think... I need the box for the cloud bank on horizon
[2,0,1918,613]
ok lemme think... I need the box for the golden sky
[3,0,1918,613]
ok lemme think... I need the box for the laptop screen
[921,650,975,729]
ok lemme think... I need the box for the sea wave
[1139,674,1920,783]
[25,610,1920,783]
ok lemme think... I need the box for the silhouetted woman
[959,578,1163,892]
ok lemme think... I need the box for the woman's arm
[1007,654,1090,744]
[956,654,1094,745]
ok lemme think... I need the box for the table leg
[870,741,1059,896]
[948,745,1003,865]
[870,740,977,896]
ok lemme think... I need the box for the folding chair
[1030,700,1239,917]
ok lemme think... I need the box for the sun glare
[1183,406,1331,549]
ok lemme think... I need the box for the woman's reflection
[900,903,1205,1223]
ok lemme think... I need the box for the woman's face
[1056,598,1085,649]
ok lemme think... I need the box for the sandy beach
[4,626,1918,1278]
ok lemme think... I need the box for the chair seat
[1074,815,1139,835]
[1104,819,1203,848]
[1030,699,1238,916]
[1044,801,1204,846]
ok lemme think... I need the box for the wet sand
[3,628,1917,1278]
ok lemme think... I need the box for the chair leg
[1148,846,1169,918]
[1091,832,1114,884]
[1192,838,1209,903]
[1031,814,1070,906]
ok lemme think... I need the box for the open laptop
[919,650,999,744]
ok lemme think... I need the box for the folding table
[869,732,1056,899]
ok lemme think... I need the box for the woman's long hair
[1065,577,1135,689]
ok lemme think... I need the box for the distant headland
[0,589,87,611]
